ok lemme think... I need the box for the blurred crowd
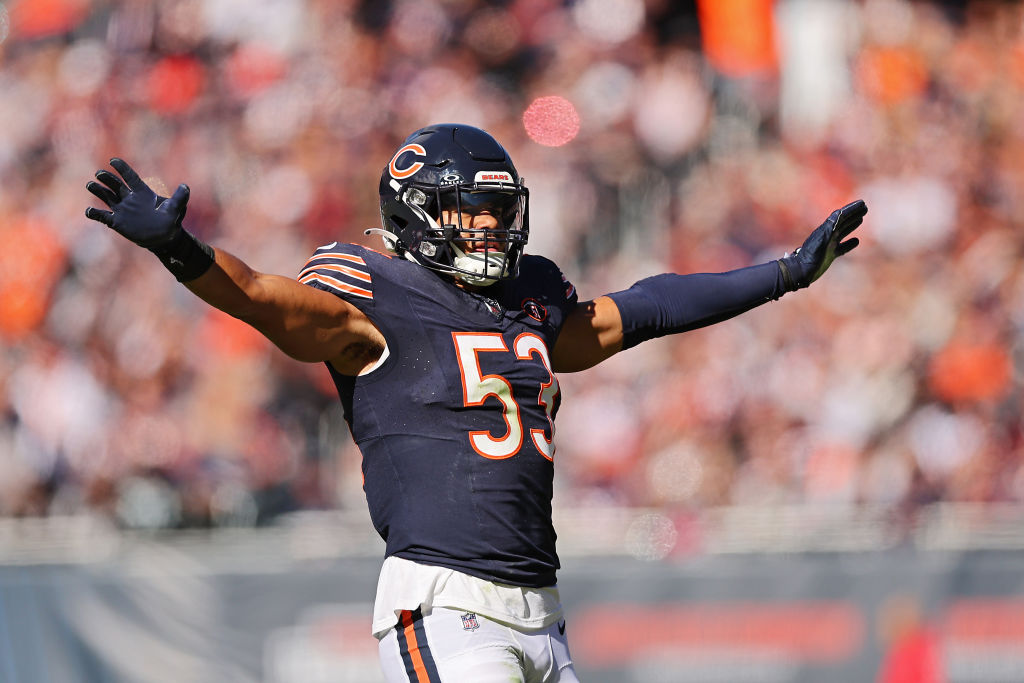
[1,0,1022,537]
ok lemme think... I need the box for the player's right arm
[183,250,384,370]
[85,158,384,373]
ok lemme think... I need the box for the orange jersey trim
[299,273,373,299]
[298,262,372,283]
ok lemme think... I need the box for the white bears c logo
[389,143,427,180]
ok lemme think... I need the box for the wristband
[607,261,787,350]
[150,228,215,282]
[777,256,799,291]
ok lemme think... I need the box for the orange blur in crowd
[0,1,1022,534]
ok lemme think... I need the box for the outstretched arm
[181,249,381,366]
[552,200,867,373]
[85,159,382,369]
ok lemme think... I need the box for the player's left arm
[551,296,623,373]
[551,200,867,373]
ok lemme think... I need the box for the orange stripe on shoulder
[298,263,372,283]
[299,273,373,299]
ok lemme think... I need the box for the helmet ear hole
[381,197,413,231]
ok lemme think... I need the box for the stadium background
[1,0,1023,680]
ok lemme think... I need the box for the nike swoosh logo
[557,620,566,635]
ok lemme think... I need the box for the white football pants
[378,606,579,682]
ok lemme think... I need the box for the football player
[86,123,866,682]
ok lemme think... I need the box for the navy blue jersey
[298,243,579,587]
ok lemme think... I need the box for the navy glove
[778,199,867,291]
[86,158,214,282]
[85,158,189,248]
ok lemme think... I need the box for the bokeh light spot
[225,44,287,99]
[522,95,580,147]
[572,0,645,44]
[57,39,111,97]
[9,0,88,39]
[147,56,205,115]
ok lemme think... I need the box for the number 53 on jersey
[452,332,558,461]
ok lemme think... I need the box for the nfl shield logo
[461,612,480,631]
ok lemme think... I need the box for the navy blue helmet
[374,124,529,286]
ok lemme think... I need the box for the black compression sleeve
[606,261,787,350]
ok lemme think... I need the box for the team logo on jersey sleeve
[522,298,548,322]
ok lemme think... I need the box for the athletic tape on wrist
[150,228,215,282]
[777,257,799,291]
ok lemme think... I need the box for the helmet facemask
[382,178,529,287]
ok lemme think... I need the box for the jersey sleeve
[522,254,578,309]
[297,242,375,303]
[559,267,578,306]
